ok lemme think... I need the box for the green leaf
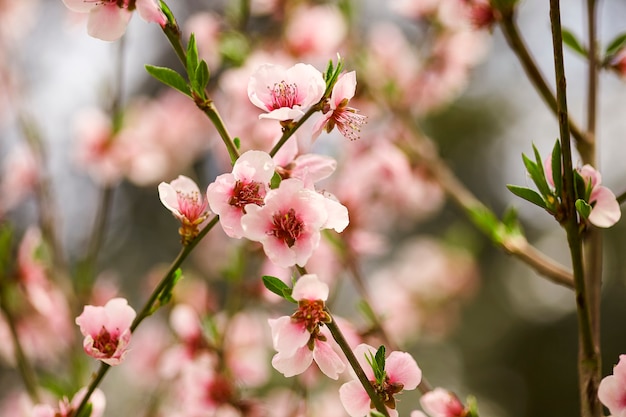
[605,32,626,57]
[522,152,550,198]
[196,60,210,92]
[573,170,588,200]
[506,185,548,209]
[562,28,587,57]
[466,395,480,417]
[186,33,199,80]
[374,345,386,375]
[262,275,296,303]
[233,137,241,150]
[219,31,250,66]
[551,139,562,196]
[575,199,592,219]
[270,171,282,189]
[324,59,334,81]
[467,205,500,239]
[145,65,191,97]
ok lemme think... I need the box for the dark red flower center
[269,208,304,247]
[93,326,119,357]
[229,180,265,209]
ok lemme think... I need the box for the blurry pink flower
[207,150,275,238]
[275,153,337,189]
[0,144,39,216]
[313,71,366,141]
[578,165,621,228]
[599,354,626,417]
[339,343,422,417]
[159,175,210,244]
[268,274,345,379]
[420,388,466,417]
[241,178,348,268]
[75,298,136,366]
[248,63,325,121]
[285,4,347,58]
[32,388,105,417]
[62,0,166,41]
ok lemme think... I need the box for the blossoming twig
[549,2,601,415]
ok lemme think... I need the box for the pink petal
[268,316,309,354]
[292,274,329,301]
[386,351,422,390]
[271,345,313,377]
[339,380,372,417]
[159,182,182,215]
[352,343,377,381]
[588,186,621,228]
[76,305,108,336]
[87,5,132,42]
[71,388,106,417]
[331,71,357,108]
[62,0,95,13]
[103,298,136,331]
[135,0,167,25]
[233,150,276,183]
[598,375,626,415]
[312,339,346,379]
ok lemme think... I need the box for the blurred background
[1,1,625,416]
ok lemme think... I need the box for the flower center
[269,208,304,247]
[333,106,367,141]
[93,326,119,357]
[371,376,405,410]
[177,191,208,223]
[228,180,265,210]
[269,81,299,110]
[291,299,330,333]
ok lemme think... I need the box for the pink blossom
[75,297,136,366]
[578,165,621,228]
[247,63,326,121]
[32,388,105,417]
[159,175,210,244]
[599,354,626,417]
[313,71,366,141]
[268,274,346,379]
[241,178,348,268]
[284,4,347,58]
[207,150,275,238]
[339,343,422,417]
[420,388,466,417]
[62,0,166,41]
[0,144,39,216]
[274,153,337,189]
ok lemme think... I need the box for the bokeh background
[1,1,625,416]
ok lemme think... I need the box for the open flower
[241,178,348,268]
[268,274,345,379]
[339,343,422,417]
[247,63,326,121]
[577,165,621,228]
[75,298,136,366]
[313,71,366,141]
[599,354,626,417]
[159,175,210,244]
[62,0,167,41]
[207,150,275,238]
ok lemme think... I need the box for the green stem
[73,216,219,416]
[325,311,390,417]
[269,104,322,158]
[498,10,590,148]
[549,2,600,416]
[160,1,240,164]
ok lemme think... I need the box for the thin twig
[549,2,600,416]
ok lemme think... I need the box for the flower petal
[87,5,132,42]
[339,380,372,417]
[292,274,329,301]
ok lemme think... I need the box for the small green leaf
[374,345,386,374]
[507,185,548,209]
[562,28,587,58]
[186,33,199,80]
[262,275,295,303]
[324,59,334,81]
[233,137,241,149]
[219,31,250,66]
[573,170,588,200]
[466,395,480,417]
[196,60,210,92]
[156,268,183,309]
[270,171,282,189]
[551,139,562,196]
[605,32,626,57]
[467,205,500,240]
[575,199,592,219]
[522,152,550,198]
[145,65,191,96]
